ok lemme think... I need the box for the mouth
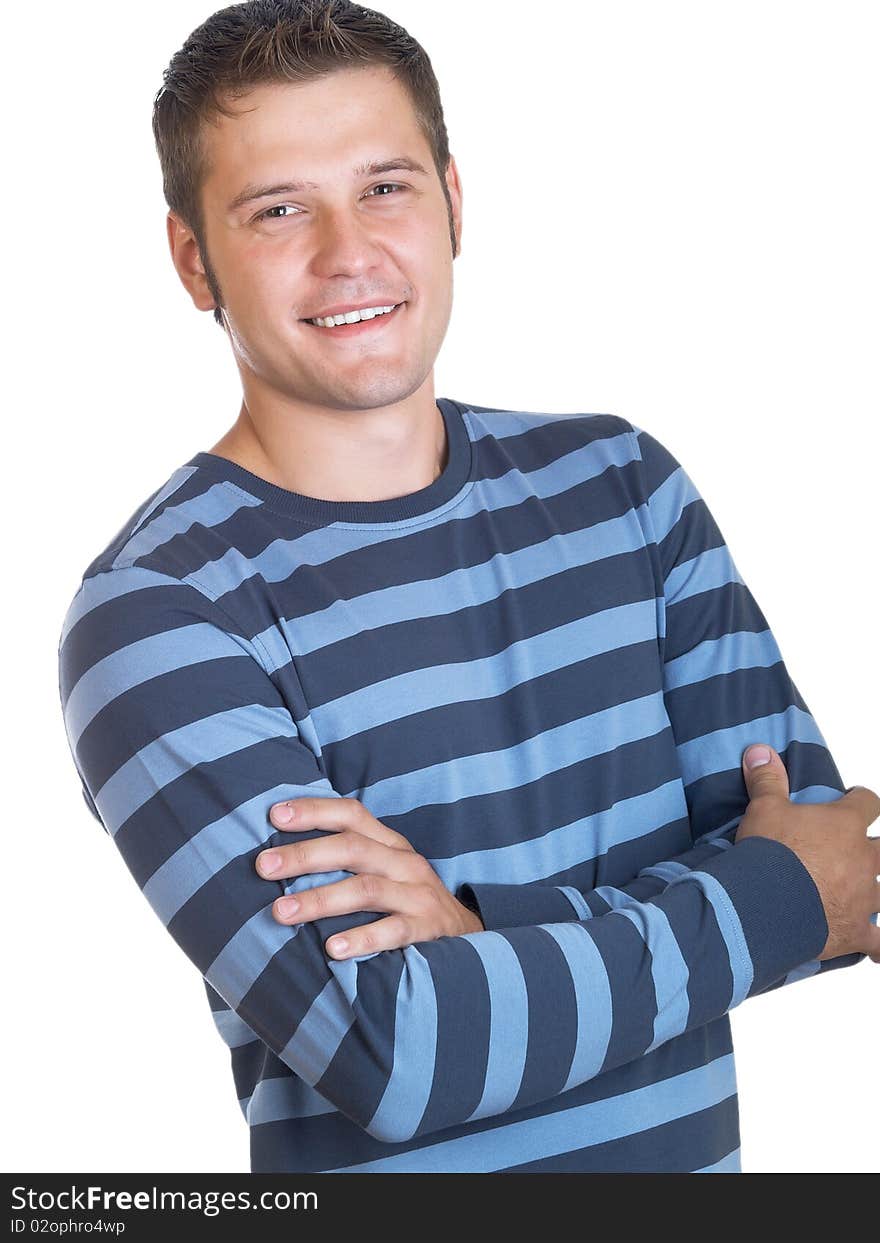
[300,301,406,338]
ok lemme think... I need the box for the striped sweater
[57,397,864,1173]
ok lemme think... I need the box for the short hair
[152,0,455,327]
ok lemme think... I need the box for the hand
[736,744,880,962]
[255,796,484,958]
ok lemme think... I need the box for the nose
[308,205,386,279]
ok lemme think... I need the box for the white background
[4,0,877,1173]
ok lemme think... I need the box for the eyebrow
[227,156,431,212]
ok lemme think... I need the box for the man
[58,0,879,1173]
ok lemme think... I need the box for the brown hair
[152,0,456,327]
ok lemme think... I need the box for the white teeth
[308,304,398,328]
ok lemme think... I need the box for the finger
[324,914,414,959]
[841,785,880,831]
[269,795,412,850]
[272,874,423,924]
[258,831,420,882]
[741,744,791,801]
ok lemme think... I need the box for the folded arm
[59,563,829,1144]
[459,424,866,993]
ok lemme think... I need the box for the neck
[208,384,447,503]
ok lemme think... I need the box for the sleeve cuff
[684,835,830,995]
[457,880,583,931]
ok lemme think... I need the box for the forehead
[201,65,428,194]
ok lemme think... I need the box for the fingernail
[277,896,299,918]
[272,804,294,825]
[259,851,281,874]
[745,745,772,769]
[328,937,348,956]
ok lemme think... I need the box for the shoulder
[58,563,221,703]
[65,450,243,623]
[459,398,633,447]
[82,459,202,574]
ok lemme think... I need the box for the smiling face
[171,65,462,416]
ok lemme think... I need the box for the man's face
[181,65,461,414]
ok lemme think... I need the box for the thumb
[742,743,791,800]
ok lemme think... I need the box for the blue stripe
[692,1146,741,1173]
[636,861,691,882]
[96,708,323,835]
[468,409,586,441]
[585,885,640,911]
[355,692,672,817]
[426,780,686,888]
[65,621,252,749]
[257,502,647,665]
[277,976,358,1087]
[556,885,593,919]
[109,467,198,569]
[677,706,829,786]
[204,908,297,1008]
[664,543,742,613]
[539,923,612,1092]
[59,564,182,648]
[615,904,691,1051]
[323,1055,738,1172]
[793,783,847,805]
[141,782,331,920]
[312,599,660,743]
[114,474,252,567]
[210,1006,260,1050]
[367,947,437,1141]
[461,933,530,1122]
[647,464,700,545]
[778,960,822,986]
[664,627,786,691]
[246,1074,336,1125]
[667,870,752,1004]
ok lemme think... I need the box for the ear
[165,211,218,314]
[445,153,463,258]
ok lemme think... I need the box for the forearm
[206,834,826,1142]
[459,810,866,996]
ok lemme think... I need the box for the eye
[255,203,299,222]
[365,182,407,197]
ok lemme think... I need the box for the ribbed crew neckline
[185,397,473,525]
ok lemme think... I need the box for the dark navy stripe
[302,545,654,706]
[417,934,492,1134]
[324,638,663,793]
[508,926,579,1111]
[384,732,686,859]
[502,1094,740,1173]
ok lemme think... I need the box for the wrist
[457,892,485,933]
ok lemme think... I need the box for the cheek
[234,236,300,298]
[254,257,294,303]
[240,276,303,336]
[397,232,451,301]
[420,245,455,313]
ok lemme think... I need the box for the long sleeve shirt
[57,397,866,1173]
